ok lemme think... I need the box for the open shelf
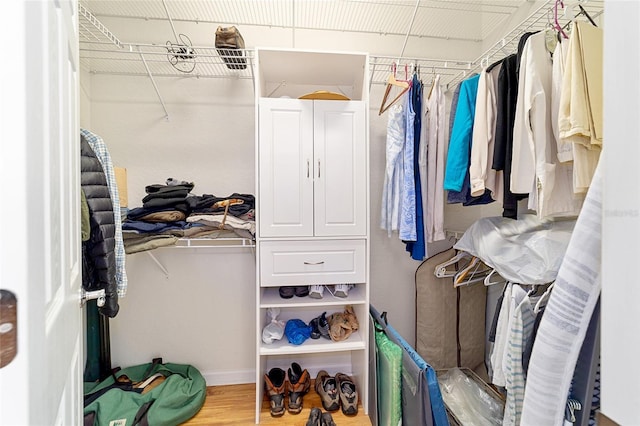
[259,285,366,308]
[259,330,365,356]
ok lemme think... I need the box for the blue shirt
[443,74,480,192]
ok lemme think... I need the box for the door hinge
[81,289,106,307]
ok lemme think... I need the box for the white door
[258,98,314,237]
[314,101,367,236]
[0,0,82,425]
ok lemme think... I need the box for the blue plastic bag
[284,319,312,345]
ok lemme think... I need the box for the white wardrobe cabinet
[258,98,367,238]
[254,48,370,423]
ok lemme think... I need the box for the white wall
[84,20,498,385]
[601,1,640,424]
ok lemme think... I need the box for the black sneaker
[279,286,295,299]
[309,312,330,340]
[294,286,309,297]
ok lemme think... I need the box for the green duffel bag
[84,358,206,426]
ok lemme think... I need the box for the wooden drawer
[259,240,366,286]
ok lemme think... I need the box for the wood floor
[183,382,372,425]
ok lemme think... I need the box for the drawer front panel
[260,240,366,286]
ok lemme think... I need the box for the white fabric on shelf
[454,214,575,285]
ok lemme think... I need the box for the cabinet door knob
[303,261,325,265]
[318,160,321,178]
[307,160,310,178]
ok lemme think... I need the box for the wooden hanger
[378,63,411,116]
[453,257,492,288]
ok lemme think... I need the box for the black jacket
[81,135,119,317]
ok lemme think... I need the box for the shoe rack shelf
[259,285,367,308]
[259,331,366,356]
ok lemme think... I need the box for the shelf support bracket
[146,251,169,279]
[138,48,170,121]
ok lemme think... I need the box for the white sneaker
[308,285,325,299]
[334,284,355,298]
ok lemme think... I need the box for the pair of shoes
[309,312,330,340]
[279,286,309,299]
[308,285,325,299]
[306,407,336,426]
[315,370,359,416]
[334,283,355,298]
[264,363,311,416]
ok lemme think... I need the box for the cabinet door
[313,101,367,236]
[259,98,314,237]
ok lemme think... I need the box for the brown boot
[286,362,310,414]
[264,367,286,417]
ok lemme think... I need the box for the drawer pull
[303,261,325,265]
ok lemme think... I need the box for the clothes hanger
[483,268,506,286]
[533,282,555,314]
[554,0,569,40]
[433,250,473,278]
[453,257,493,288]
[378,62,412,116]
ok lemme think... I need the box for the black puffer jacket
[81,135,119,317]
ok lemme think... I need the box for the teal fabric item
[443,73,481,192]
[84,361,206,426]
[374,321,403,426]
[371,305,449,426]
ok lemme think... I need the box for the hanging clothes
[422,75,446,243]
[511,30,582,219]
[399,83,417,242]
[469,65,504,202]
[444,74,480,193]
[445,73,494,206]
[558,21,603,194]
[380,94,407,235]
[502,285,536,426]
[81,128,128,298]
[406,73,426,260]
[493,31,537,219]
[520,161,602,426]
[551,38,573,164]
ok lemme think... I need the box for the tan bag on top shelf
[215,26,247,70]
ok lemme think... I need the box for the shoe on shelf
[306,407,322,426]
[314,370,340,412]
[264,367,286,417]
[294,285,309,297]
[320,411,337,426]
[286,362,311,414]
[335,372,359,415]
[308,285,325,299]
[279,286,295,299]
[309,312,330,340]
[334,283,355,298]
